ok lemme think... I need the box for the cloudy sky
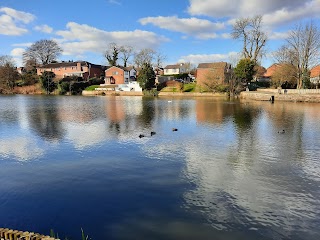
[1,0,319,68]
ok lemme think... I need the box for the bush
[58,81,70,95]
[215,84,230,92]
[20,73,38,86]
[255,81,270,88]
[183,83,196,92]
[88,77,104,85]
[70,81,90,95]
[143,88,158,96]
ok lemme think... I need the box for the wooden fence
[0,228,57,240]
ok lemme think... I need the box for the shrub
[143,88,158,96]
[88,77,104,85]
[58,81,70,95]
[70,81,90,95]
[183,83,196,92]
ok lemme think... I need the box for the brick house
[36,61,106,80]
[104,66,137,85]
[310,65,320,84]
[196,62,231,87]
[163,63,186,75]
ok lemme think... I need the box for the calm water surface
[0,95,319,240]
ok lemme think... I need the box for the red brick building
[104,66,137,85]
[196,62,231,87]
[37,61,106,80]
[310,65,320,84]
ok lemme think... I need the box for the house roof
[164,64,182,69]
[310,65,320,78]
[197,62,228,69]
[263,63,280,77]
[37,61,105,69]
[123,66,136,71]
[105,66,136,72]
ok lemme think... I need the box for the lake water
[0,95,319,240]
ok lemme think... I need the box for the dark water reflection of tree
[28,97,65,141]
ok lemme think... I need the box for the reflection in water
[27,97,65,141]
[0,96,319,240]
[196,99,235,124]
[0,136,44,161]
[138,98,155,128]
[183,100,320,239]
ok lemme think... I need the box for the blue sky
[1,0,319,68]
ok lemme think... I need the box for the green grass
[84,85,100,91]
[183,83,196,92]
[160,87,179,92]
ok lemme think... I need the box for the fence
[257,89,320,94]
[0,228,57,240]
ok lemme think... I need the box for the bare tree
[271,63,297,88]
[105,42,120,66]
[272,45,296,65]
[0,55,19,91]
[232,15,267,63]
[274,21,320,89]
[119,45,133,67]
[134,48,156,68]
[287,21,320,88]
[154,52,166,69]
[23,39,62,65]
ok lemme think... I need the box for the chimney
[77,62,81,71]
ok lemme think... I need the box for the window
[112,71,118,75]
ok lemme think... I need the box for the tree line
[232,16,320,90]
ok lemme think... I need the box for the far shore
[82,89,320,103]
[81,90,227,97]
[240,89,320,103]
[2,88,320,103]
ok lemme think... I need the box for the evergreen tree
[40,71,56,94]
[234,58,256,83]
[137,63,155,90]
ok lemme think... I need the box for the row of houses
[258,64,320,84]
[21,60,320,89]
[32,61,232,87]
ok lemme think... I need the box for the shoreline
[2,90,320,103]
[240,91,320,103]
[81,90,228,97]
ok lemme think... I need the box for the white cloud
[0,7,35,23]
[188,0,309,18]
[10,47,25,56]
[34,24,53,33]
[55,22,169,56]
[139,16,225,39]
[178,51,239,65]
[10,48,25,66]
[221,33,231,39]
[269,31,290,40]
[188,0,320,28]
[108,0,122,5]
[0,7,35,36]
[263,0,320,28]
